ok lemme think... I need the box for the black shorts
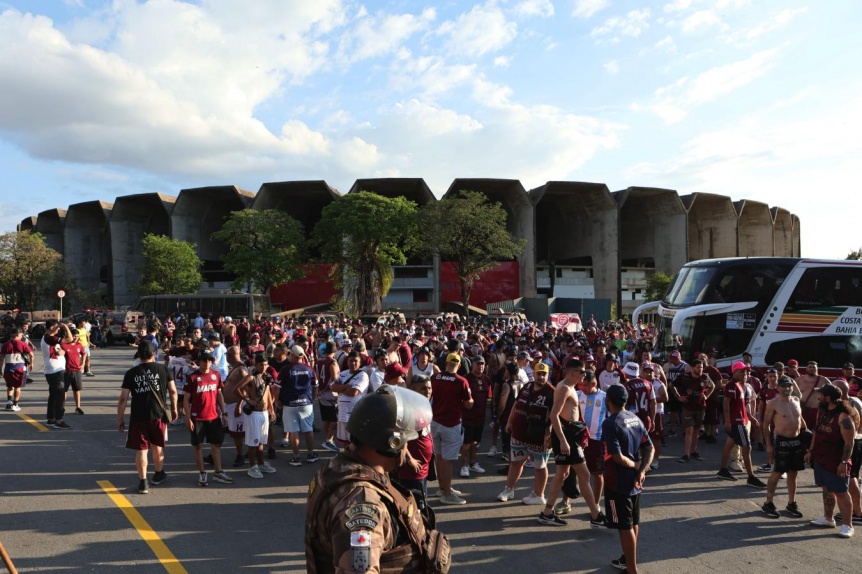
[667,395,682,413]
[605,490,640,530]
[463,424,484,445]
[64,370,83,392]
[773,435,806,473]
[190,419,225,446]
[851,439,862,479]
[551,427,586,466]
[45,371,65,391]
[728,424,751,447]
[319,403,337,423]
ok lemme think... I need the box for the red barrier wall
[269,264,337,310]
[440,261,519,308]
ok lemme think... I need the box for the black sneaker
[289,456,302,467]
[75,407,85,415]
[151,470,167,485]
[307,452,319,463]
[232,454,245,468]
[678,454,690,463]
[138,479,149,494]
[786,501,803,518]
[762,501,780,518]
[267,448,276,460]
[537,512,567,526]
[690,452,703,461]
[747,475,767,489]
[590,511,607,528]
[46,421,57,428]
[54,421,72,430]
[717,468,738,481]
[611,554,627,571]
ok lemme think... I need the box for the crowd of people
[4,309,862,572]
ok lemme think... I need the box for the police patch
[350,530,371,573]
[345,503,380,531]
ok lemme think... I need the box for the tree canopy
[211,209,306,293]
[417,190,525,315]
[846,248,862,260]
[0,231,63,311]
[138,234,202,295]
[312,191,418,314]
[645,271,672,302]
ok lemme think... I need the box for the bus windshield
[664,262,793,307]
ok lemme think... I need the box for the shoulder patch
[351,530,372,573]
[345,503,380,531]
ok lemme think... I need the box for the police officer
[305,384,451,573]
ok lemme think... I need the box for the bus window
[765,336,862,368]
[787,268,862,312]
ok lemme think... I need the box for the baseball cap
[290,345,306,357]
[517,351,530,360]
[622,362,640,377]
[385,363,407,381]
[787,359,799,367]
[340,339,352,347]
[606,384,628,405]
[534,362,549,374]
[605,354,618,362]
[473,355,486,364]
[207,332,220,341]
[585,354,596,363]
[844,362,855,369]
[669,350,681,359]
[731,360,751,373]
[446,353,461,364]
[766,368,777,374]
[197,350,215,362]
[641,362,654,371]
[807,360,818,366]
[816,382,841,401]
[251,333,260,339]
[777,375,794,386]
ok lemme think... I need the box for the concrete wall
[734,200,774,257]
[64,201,113,302]
[771,207,793,257]
[529,181,618,302]
[616,187,687,273]
[35,209,66,255]
[445,178,536,297]
[172,186,255,284]
[19,217,36,232]
[110,193,175,306]
[791,214,801,257]
[681,193,738,260]
[253,180,342,237]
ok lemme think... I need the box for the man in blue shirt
[602,384,654,573]
[277,345,318,466]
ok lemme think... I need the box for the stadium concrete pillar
[681,193,737,260]
[110,193,175,307]
[18,217,36,232]
[734,200,774,256]
[35,209,66,256]
[172,186,255,288]
[445,178,536,298]
[529,181,618,302]
[65,201,113,305]
[771,207,793,257]
[253,180,342,236]
[791,214,801,256]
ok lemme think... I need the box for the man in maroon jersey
[622,362,655,434]
[430,353,473,505]
[717,361,766,489]
[184,351,234,487]
[674,359,714,463]
[460,355,491,477]
[315,341,340,452]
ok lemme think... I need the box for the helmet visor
[383,385,433,444]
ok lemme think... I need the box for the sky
[0,0,859,259]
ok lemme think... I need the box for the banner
[550,313,582,333]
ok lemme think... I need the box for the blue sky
[0,0,859,259]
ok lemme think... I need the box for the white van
[104,310,145,345]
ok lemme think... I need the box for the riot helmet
[347,385,432,457]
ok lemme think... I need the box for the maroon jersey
[625,377,654,428]
[510,382,555,450]
[315,356,339,406]
[813,407,847,471]
[430,372,472,427]
[724,380,748,425]
[759,385,779,404]
[60,341,85,372]
[462,373,491,426]
[186,370,222,421]
[675,373,711,411]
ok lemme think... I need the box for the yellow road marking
[97,480,188,574]
[16,412,49,432]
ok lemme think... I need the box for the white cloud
[663,0,691,12]
[388,55,477,97]
[591,9,650,41]
[513,0,555,18]
[654,35,676,52]
[336,8,435,63]
[436,3,518,57]
[634,49,779,123]
[725,7,808,44]
[494,56,511,68]
[681,10,728,34]
[604,60,619,74]
[573,0,611,19]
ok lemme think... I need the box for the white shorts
[510,438,550,469]
[244,411,269,447]
[336,421,350,445]
[431,421,463,461]
[226,403,244,433]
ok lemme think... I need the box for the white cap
[622,362,640,378]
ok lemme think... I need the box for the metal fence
[486,297,612,324]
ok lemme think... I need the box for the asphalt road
[1,346,861,573]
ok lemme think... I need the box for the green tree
[138,234,202,295]
[645,271,672,302]
[312,191,419,314]
[846,248,862,260]
[211,209,306,293]
[0,231,63,311]
[418,190,525,316]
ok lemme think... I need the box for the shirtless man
[796,360,830,431]
[538,359,605,527]
[223,346,253,468]
[761,376,806,518]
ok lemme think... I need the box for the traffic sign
[57,290,66,299]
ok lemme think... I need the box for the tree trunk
[460,280,472,318]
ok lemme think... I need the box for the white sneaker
[497,486,516,502]
[440,492,467,505]
[10,404,21,412]
[780,472,787,480]
[838,525,855,538]
[522,492,547,506]
[487,446,498,457]
[434,487,462,498]
[261,461,277,474]
[247,465,263,479]
[810,516,837,528]
[729,460,744,473]
[469,463,486,474]
[281,439,291,448]
[460,465,470,478]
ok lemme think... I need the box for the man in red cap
[717,361,766,488]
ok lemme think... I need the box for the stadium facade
[19,178,800,315]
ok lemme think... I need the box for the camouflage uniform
[305,451,450,574]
